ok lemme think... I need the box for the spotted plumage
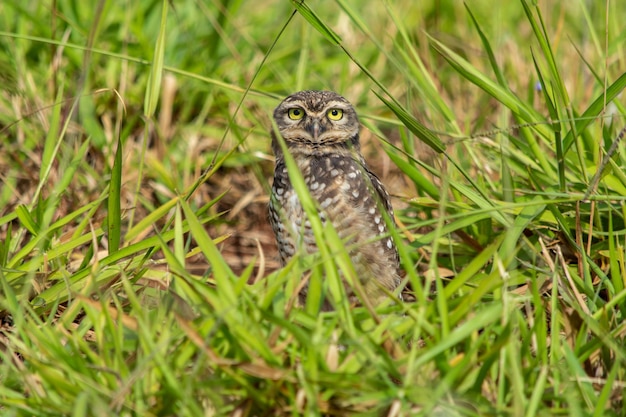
[269,90,401,309]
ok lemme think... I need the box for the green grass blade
[562,71,626,152]
[464,3,507,86]
[107,136,122,254]
[143,0,168,117]
[290,0,341,45]
[15,205,38,235]
[415,303,503,367]
[179,198,237,306]
[374,91,445,154]
[386,151,440,199]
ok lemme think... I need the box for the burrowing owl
[269,90,402,309]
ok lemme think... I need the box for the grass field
[1,0,626,415]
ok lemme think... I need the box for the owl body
[269,90,401,308]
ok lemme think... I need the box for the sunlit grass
[1,0,625,415]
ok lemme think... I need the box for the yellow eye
[288,108,304,120]
[327,108,343,121]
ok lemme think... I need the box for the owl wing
[363,164,401,268]
[363,166,395,221]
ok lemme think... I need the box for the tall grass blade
[562,72,626,152]
[143,0,168,117]
[290,0,341,45]
[374,91,445,153]
[107,136,122,254]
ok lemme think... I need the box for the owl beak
[307,120,322,140]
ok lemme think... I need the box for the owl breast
[269,153,400,305]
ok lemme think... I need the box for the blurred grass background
[1,0,626,415]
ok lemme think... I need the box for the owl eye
[327,108,343,121]
[288,108,305,120]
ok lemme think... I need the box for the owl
[269,90,401,310]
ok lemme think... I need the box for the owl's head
[272,90,360,154]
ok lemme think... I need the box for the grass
[1,0,625,415]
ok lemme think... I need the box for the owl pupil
[331,110,338,116]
